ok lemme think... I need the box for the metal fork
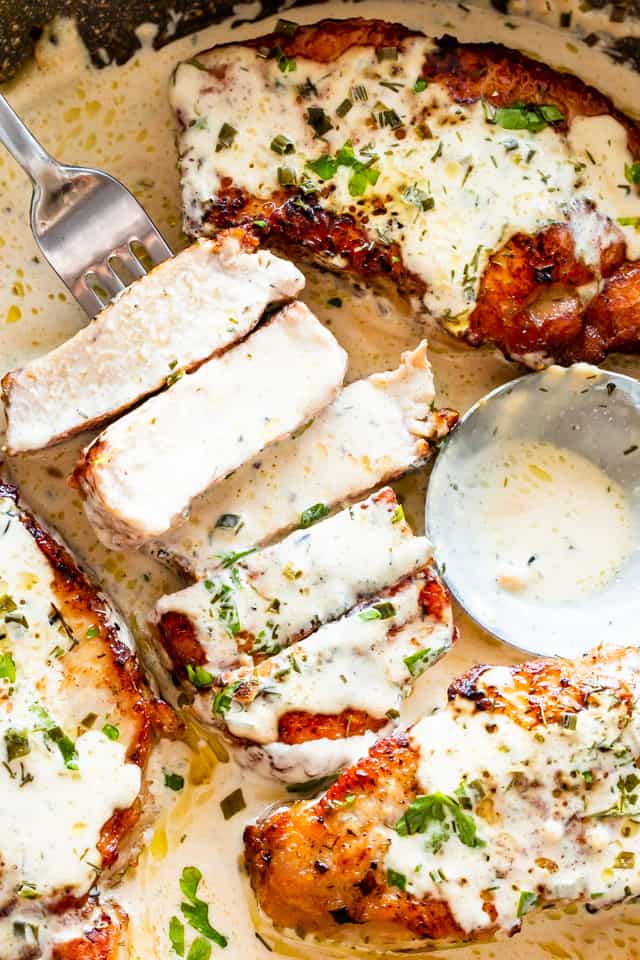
[0,94,172,318]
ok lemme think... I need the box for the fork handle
[0,94,65,188]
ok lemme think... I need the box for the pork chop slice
[73,301,347,549]
[3,228,304,454]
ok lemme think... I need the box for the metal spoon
[426,364,640,658]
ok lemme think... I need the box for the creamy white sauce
[0,496,141,907]
[469,438,634,603]
[217,569,452,744]
[153,341,440,574]
[155,487,432,672]
[172,36,640,324]
[2,235,304,454]
[78,301,347,548]
[386,648,640,936]
[1,7,640,960]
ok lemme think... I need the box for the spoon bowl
[426,364,640,658]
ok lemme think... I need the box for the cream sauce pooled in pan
[1,3,640,959]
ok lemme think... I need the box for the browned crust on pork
[278,708,388,744]
[0,479,167,876]
[51,907,127,960]
[243,646,633,941]
[181,18,640,367]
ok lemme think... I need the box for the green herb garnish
[517,890,539,917]
[403,647,434,678]
[336,98,353,118]
[625,162,640,184]
[358,602,396,622]
[169,916,185,956]
[179,867,227,948]
[300,503,329,528]
[387,868,407,890]
[271,134,295,155]
[102,723,120,741]
[413,78,428,92]
[212,681,242,717]
[492,102,564,132]
[186,664,215,689]
[0,652,15,682]
[220,787,246,820]
[5,729,29,762]
[165,771,185,792]
[395,792,484,851]
[306,106,333,137]
[216,122,237,152]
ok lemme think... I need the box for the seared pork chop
[171,18,640,367]
[245,645,640,943]
[0,480,170,960]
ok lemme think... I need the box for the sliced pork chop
[2,229,304,454]
[0,480,170,960]
[170,18,640,367]
[155,487,432,675]
[73,301,347,550]
[151,342,457,576]
[245,645,640,944]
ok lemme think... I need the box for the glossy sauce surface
[1,4,640,959]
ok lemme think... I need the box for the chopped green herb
[351,84,368,102]
[300,503,329,528]
[194,117,208,130]
[86,625,100,640]
[187,940,211,960]
[373,101,402,129]
[625,162,640,184]
[618,217,640,230]
[286,772,339,795]
[386,708,400,720]
[46,725,78,770]
[216,547,257,568]
[614,851,636,869]
[102,723,120,741]
[327,296,342,307]
[376,46,398,61]
[0,595,16,613]
[0,652,15,682]
[220,787,246,820]
[387,868,407,890]
[403,647,434,678]
[297,77,318,99]
[215,122,237,152]
[166,367,184,387]
[336,98,353,118]
[165,771,185,792]
[5,613,28,629]
[517,890,539,917]
[179,866,227,948]
[186,664,215,689]
[402,184,435,212]
[358,601,396,622]
[5,729,29,762]
[306,155,339,181]
[270,134,295,155]
[277,165,297,186]
[275,18,298,36]
[413,78,428,93]
[493,102,564,133]
[561,712,577,730]
[169,916,185,956]
[277,55,297,74]
[306,107,333,137]
[396,792,485,851]
[212,680,242,716]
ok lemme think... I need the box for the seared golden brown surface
[174,18,640,367]
[244,646,640,943]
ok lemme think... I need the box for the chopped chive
[377,46,398,61]
[402,184,435,211]
[275,18,298,36]
[277,165,297,186]
[215,122,237,152]
[373,101,402,129]
[277,55,297,74]
[561,712,577,730]
[212,680,242,716]
[0,652,15,682]
[253,219,268,229]
[327,296,342,307]
[351,84,368,101]
[297,77,318,99]
[387,868,406,890]
[336,98,353,118]
[413,78,428,92]
[220,787,246,820]
[300,502,329,528]
[517,890,539,917]
[215,513,242,530]
[391,504,405,524]
[358,601,396,622]
[5,729,29,762]
[86,625,100,640]
[625,162,640,184]
[271,134,295,155]
[306,106,333,137]
[403,647,434,678]
[102,723,120,741]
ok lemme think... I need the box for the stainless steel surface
[426,364,640,658]
[0,93,172,317]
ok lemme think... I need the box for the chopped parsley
[517,890,539,917]
[187,940,212,960]
[618,216,640,230]
[212,680,242,717]
[306,139,380,197]
[0,651,16,682]
[387,868,407,890]
[86,624,100,640]
[165,771,185,792]
[169,915,185,956]
[300,502,329,528]
[186,664,215,689]
[491,102,564,133]
[413,78,428,93]
[179,866,227,948]
[395,792,484,851]
[625,162,640,184]
[102,723,120,741]
[391,504,405,524]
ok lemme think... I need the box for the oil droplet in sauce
[474,439,633,604]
